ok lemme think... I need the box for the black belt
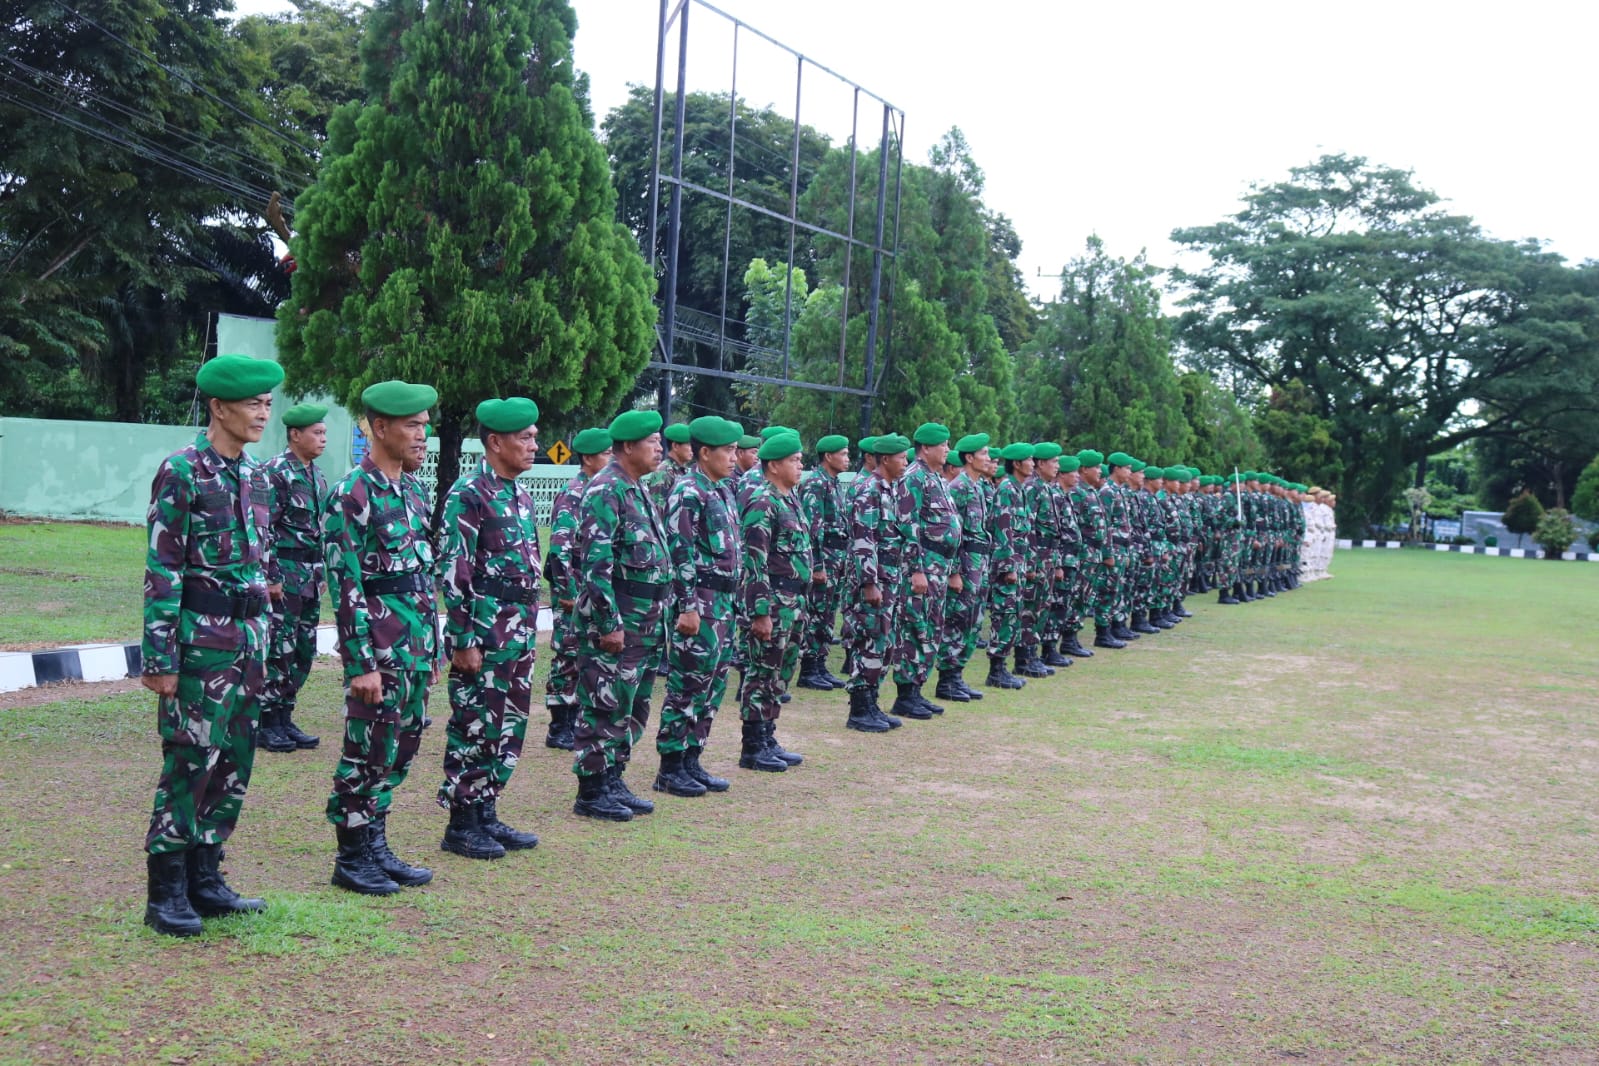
[878,549,902,564]
[919,535,957,558]
[181,584,268,620]
[771,575,807,595]
[274,544,321,563]
[694,571,737,594]
[959,538,992,555]
[364,573,431,596]
[823,532,849,550]
[479,575,537,605]
[614,576,669,601]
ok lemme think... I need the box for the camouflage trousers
[894,561,950,686]
[742,594,804,722]
[1047,563,1081,638]
[937,565,989,671]
[658,594,737,754]
[802,557,846,661]
[572,634,660,778]
[438,649,534,809]
[986,569,1022,657]
[1018,569,1051,653]
[845,578,903,692]
[1216,533,1242,587]
[260,589,319,715]
[326,668,432,828]
[1111,548,1134,620]
[1083,555,1116,626]
[145,642,265,854]
[544,608,579,711]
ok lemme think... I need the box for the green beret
[1143,466,1165,480]
[609,409,664,442]
[737,435,761,449]
[1242,471,1258,481]
[476,396,539,434]
[869,434,911,456]
[757,432,802,461]
[362,380,437,417]
[913,422,951,446]
[760,425,794,441]
[953,433,990,455]
[196,354,284,401]
[999,442,1034,461]
[1076,448,1105,468]
[572,427,612,455]
[858,435,879,452]
[1031,442,1062,461]
[815,433,849,455]
[281,402,327,428]
[1106,451,1133,468]
[1058,455,1081,473]
[663,422,692,444]
[688,416,741,448]
[1187,466,1203,478]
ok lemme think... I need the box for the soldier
[258,402,329,754]
[434,397,544,861]
[844,434,916,732]
[1017,442,1063,678]
[796,435,850,691]
[570,410,671,822]
[892,423,961,719]
[984,442,1035,690]
[734,434,760,480]
[646,422,694,513]
[140,353,280,936]
[324,380,440,896]
[738,432,813,768]
[935,433,993,703]
[543,428,612,748]
[1051,454,1093,659]
[654,416,743,796]
[1074,450,1123,650]
[1103,453,1144,641]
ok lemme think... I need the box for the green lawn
[1,550,1597,1064]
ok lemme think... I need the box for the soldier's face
[922,441,950,467]
[1081,465,1101,486]
[492,425,539,475]
[823,449,850,474]
[372,413,429,471]
[1062,470,1080,489]
[289,422,327,460]
[669,440,693,464]
[700,442,736,481]
[1037,458,1058,480]
[617,434,661,478]
[1014,458,1034,479]
[879,452,908,480]
[212,393,273,444]
[964,447,990,477]
[581,449,611,475]
[767,453,803,490]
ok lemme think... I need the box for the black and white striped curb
[1335,539,1599,560]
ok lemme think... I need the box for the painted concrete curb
[1335,540,1599,560]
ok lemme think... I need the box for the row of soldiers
[136,354,1321,935]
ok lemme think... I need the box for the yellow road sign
[547,440,572,465]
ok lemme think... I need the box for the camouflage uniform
[143,433,270,854]
[894,457,961,688]
[571,461,671,779]
[797,466,848,668]
[324,456,439,829]
[543,470,590,737]
[740,478,813,721]
[938,471,992,673]
[845,474,916,692]
[986,474,1031,657]
[1046,480,1082,648]
[1069,482,1112,633]
[436,460,542,809]
[260,450,328,745]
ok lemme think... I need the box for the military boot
[765,720,804,765]
[573,772,633,822]
[654,750,709,797]
[369,813,435,884]
[1150,610,1175,630]
[954,668,985,700]
[186,843,265,918]
[935,670,971,703]
[279,708,319,749]
[1064,631,1094,657]
[1131,612,1160,634]
[914,684,946,715]
[1093,623,1127,649]
[607,764,656,813]
[258,708,296,753]
[1218,584,1240,605]
[1041,641,1072,667]
[846,687,891,732]
[986,654,1025,689]
[144,851,203,937]
[545,706,573,750]
[1174,600,1193,618]
[815,658,846,688]
[332,824,401,896]
[442,803,505,860]
[479,798,539,850]
[739,719,789,769]
[683,747,730,792]
[796,655,834,691]
[869,686,904,729]
[890,681,933,720]
[1016,649,1051,679]
[1113,617,1140,641]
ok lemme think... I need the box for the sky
[233,0,1599,300]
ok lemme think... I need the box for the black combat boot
[847,687,891,732]
[654,750,709,797]
[545,706,572,749]
[145,851,203,937]
[1150,610,1175,630]
[332,824,402,895]
[797,655,834,691]
[914,684,946,715]
[869,686,903,729]
[1218,584,1240,604]
[279,708,319,749]
[1093,623,1126,649]
[608,764,656,814]
[683,747,730,792]
[1016,649,1051,679]
[1040,641,1072,667]
[369,813,434,884]
[935,670,971,703]
[986,654,1025,689]
[479,798,539,850]
[1131,611,1160,634]
[1064,631,1094,657]
[258,708,296,753]
[816,658,846,688]
[1113,617,1140,641]
[441,803,506,860]
[765,720,804,764]
[954,668,985,699]
[1174,600,1192,618]
[1263,576,1278,597]
[573,772,633,822]
[890,681,933,720]
[185,843,265,918]
[739,720,789,770]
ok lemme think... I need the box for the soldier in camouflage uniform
[984,442,1035,689]
[570,410,671,822]
[543,428,612,747]
[646,423,694,513]
[935,434,993,703]
[654,416,744,797]
[1217,473,1248,603]
[892,423,961,719]
[737,432,813,767]
[1018,443,1065,677]
[258,402,329,754]
[844,434,916,732]
[324,380,440,897]
[1074,451,1124,650]
[1051,455,1095,659]
[140,354,280,936]
[435,398,544,861]
[796,434,851,692]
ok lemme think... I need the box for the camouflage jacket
[325,455,439,680]
[994,475,1033,575]
[545,472,591,606]
[573,460,672,643]
[741,479,814,618]
[1051,482,1082,567]
[947,471,992,582]
[1070,483,1112,565]
[667,466,741,611]
[903,458,962,574]
[262,450,329,599]
[1023,476,1058,571]
[142,432,271,674]
[850,474,918,592]
[1106,482,1138,550]
[438,461,542,663]
[797,468,849,572]
[644,457,692,516]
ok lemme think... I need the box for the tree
[1533,508,1577,558]
[733,257,808,424]
[1177,371,1264,473]
[1252,380,1344,490]
[1570,454,1599,523]
[1502,491,1545,549]
[1172,154,1599,535]
[278,0,655,521]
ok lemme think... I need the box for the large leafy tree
[1177,371,1264,474]
[1172,153,1599,533]
[1252,379,1344,490]
[278,0,656,517]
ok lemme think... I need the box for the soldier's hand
[1054,568,1065,581]
[599,629,625,654]
[351,670,383,705]
[863,583,882,606]
[948,573,964,592]
[559,598,575,610]
[676,610,701,636]
[268,582,284,602]
[142,674,178,699]
[911,571,928,595]
[1003,572,1018,585]
[751,614,773,642]
[812,569,827,585]
[451,647,483,674]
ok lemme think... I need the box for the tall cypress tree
[278,0,655,512]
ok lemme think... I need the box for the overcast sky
[235,0,1598,299]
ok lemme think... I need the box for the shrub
[1588,528,1599,552]
[1533,508,1577,558]
[1484,534,1498,547]
[1572,455,1599,523]
[1502,492,1544,548]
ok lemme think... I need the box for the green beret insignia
[196,354,284,401]
[281,402,327,428]
[572,427,612,455]
[609,409,664,442]
[476,397,539,434]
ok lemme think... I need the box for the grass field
[2,550,1597,1064]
